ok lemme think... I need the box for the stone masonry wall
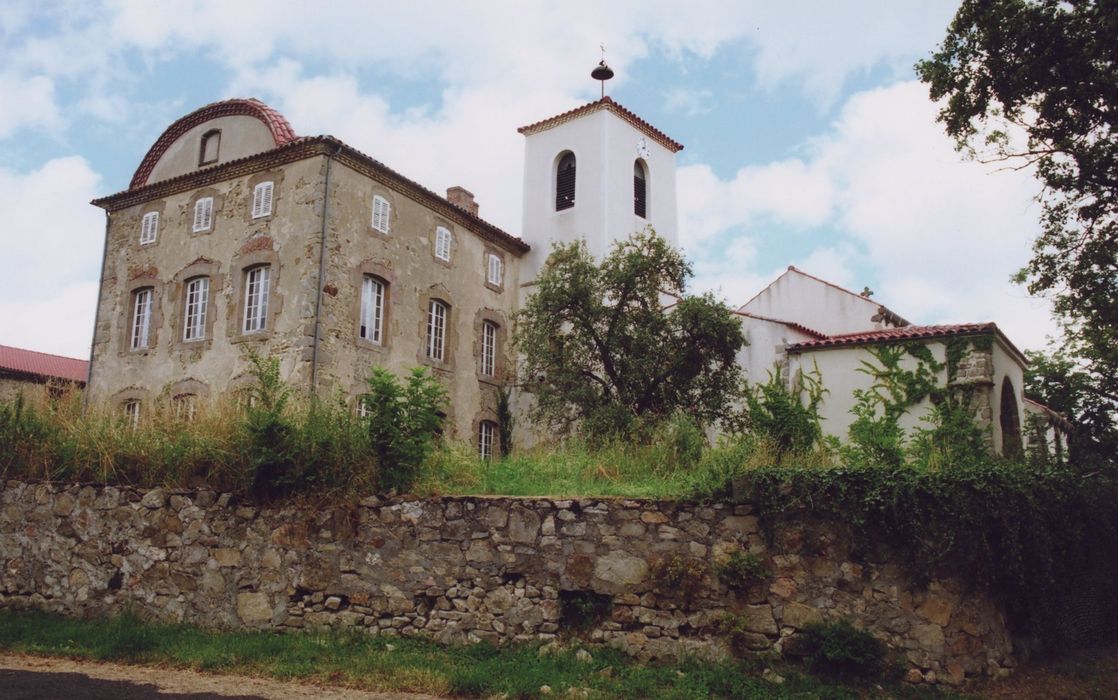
[0,481,1015,686]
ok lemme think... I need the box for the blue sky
[0,1,1054,358]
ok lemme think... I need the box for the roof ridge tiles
[518,97,684,153]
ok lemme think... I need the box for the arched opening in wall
[199,129,221,166]
[1000,376,1023,458]
[555,151,576,211]
[634,160,647,218]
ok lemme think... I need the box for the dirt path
[0,653,443,700]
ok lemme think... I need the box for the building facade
[88,99,527,446]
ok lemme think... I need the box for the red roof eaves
[518,97,684,153]
[732,311,828,340]
[95,136,530,255]
[130,98,298,190]
[0,344,88,384]
[786,322,1028,365]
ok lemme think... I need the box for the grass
[0,608,961,699]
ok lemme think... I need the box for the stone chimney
[446,186,479,217]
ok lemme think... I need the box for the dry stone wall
[0,481,1014,685]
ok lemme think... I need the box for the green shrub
[715,551,770,593]
[650,555,708,607]
[732,365,825,458]
[363,367,447,493]
[800,620,887,679]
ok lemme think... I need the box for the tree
[1025,349,1117,463]
[916,0,1117,455]
[363,367,447,492]
[515,230,745,439]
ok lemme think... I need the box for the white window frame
[487,253,503,287]
[481,321,497,377]
[360,275,385,345]
[123,400,141,427]
[252,181,274,219]
[193,196,214,232]
[140,212,159,245]
[434,226,452,262]
[130,288,152,350]
[479,420,495,460]
[243,266,271,334]
[356,397,371,418]
[427,299,447,361]
[183,277,209,342]
[372,195,391,233]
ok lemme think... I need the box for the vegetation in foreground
[0,609,959,700]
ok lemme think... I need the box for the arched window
[1000,376,1023,458]
[634,160,647,218]
[360,275,386,345]
[478,420,497,460]
[555,152,576,211]
[199,129,221,166]
[182,276,210,342]
[427,299,448,361]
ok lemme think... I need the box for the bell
[591,60,614,82]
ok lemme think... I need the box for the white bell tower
[518,62,683,281]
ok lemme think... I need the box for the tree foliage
[515,230,745,439]
[916,0,1117,457]
[363,367,447,493]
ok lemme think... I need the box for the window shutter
[203,197,213,229]
[372,196,390,233]
[488,254,502,286]
[253,182,273,218]
[193,200,204,231]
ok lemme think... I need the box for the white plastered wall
[740,270,886,336]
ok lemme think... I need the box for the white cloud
[679,80,1057,351]
[0,72,62,138]
[0,157,104,357]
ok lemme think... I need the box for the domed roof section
[130,98,297,189]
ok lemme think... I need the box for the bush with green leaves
[732,365,826,459]
[362,366,447,493]
[800,620,887,679]
[715,550,771,594]
[650,554,708,607]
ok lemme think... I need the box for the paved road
[0,654,441,700]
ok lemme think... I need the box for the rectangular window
[130,288,152,350]
[487,253,503,286]
[193,196,214,232]
[140,212,159,245]
[183,277,209,341]
[479,421,495,460]
[252,181,274,219]
[372,195,391,233]
[427,299,447,361]
[435,226,452,262]
[243,266,270,334]
[481,321,497,377]
[123,400,141,427]
[360,276,385,345]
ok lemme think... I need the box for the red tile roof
[0,344,88,384]
[518,97,684,153]
[787,322,1027,365]
[130,98,298,189]
[733,311,828,339]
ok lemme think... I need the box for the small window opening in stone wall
[558,590,612,630]
[173,394,197,422]
[140,211,159,245]
[478,419,497,460]
[372,195,391,233]
[193,196,214,232]
[252,181,274,219]
[434,226,453,262]
[122,399,141,427]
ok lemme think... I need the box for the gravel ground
[0,653,443,700]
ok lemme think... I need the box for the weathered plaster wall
[0,481,1015,686]
[0,375,41,403]
[146,115,278,185]
[315,162,520,441]
[740,271,885,337]
[87,155,330,408]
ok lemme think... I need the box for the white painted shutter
[372,196,390,233]
[193,197,213,232]
[253,182,273,218]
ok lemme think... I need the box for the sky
[0,0,1057,360]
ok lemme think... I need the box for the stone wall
[0,481,1015,686]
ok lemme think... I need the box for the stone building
[84,95,1063,459]
[85,96,683,452]
[0,344,88,402]
[87,99,529,446]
